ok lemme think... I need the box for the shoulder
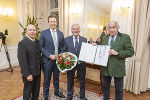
[80,36,87,41]
[57,30,63,34]
[119,32,130,38]
[102,35,109,39]
[57,30,64,36]
[18,38,27,47]
[65,36,72,41]
[40,29,49,34]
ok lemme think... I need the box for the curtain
[125,0,150,94]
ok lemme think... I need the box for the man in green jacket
[101,21,134,100]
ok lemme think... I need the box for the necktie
[75,38,79,56]
[110,36,114,48]
[52,31,58,55]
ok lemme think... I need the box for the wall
[0,0,19,45]
[84,0,109,41]
[0,0,19,69]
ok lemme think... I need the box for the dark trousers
[67,63,86,99]
[102,75,124,100]
[43,61,60,98]
[22,74,41,100]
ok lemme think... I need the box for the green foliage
[19,15,40,39]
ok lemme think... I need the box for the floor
[0,66,150,100]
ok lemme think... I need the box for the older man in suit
[18,24,42,100]
[101,21,134,100]
[39,15,65,100]
[64,24,87,100]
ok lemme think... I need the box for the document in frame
[94,45,110,66]
[78,42,97,63]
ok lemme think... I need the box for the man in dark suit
[99,26,107,45]
[39,15,65,100]
[101,21,134,100]
[18,24,42,100]
[64,24,88,100]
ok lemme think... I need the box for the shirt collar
[73,35,79,39]
[109,32,118,39]
[26,35,35,41]
[50,28,57,32]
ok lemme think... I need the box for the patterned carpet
[13,81,114,100]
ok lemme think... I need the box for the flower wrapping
[56,52,77,73]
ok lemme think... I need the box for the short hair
[103,26,106,31]
[26,24,35,30]
[71,24,80,30]
[48,15,58,23]
[107,21,120,29]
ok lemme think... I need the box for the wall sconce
[88,24,98,29]
[120,6,130,16]
[99,26,103,30]
[0,6,14,18]
[118,0,134,16]
[69,6,81,16]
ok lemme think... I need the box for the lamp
[120,6,130,16]
[118,0,134,16]
[69,6,81,16]
[0,6,14,18]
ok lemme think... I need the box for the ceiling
[88,0,112,13]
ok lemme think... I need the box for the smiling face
[71,24,80,37]
[26,24,36,39]
[48,17,57,30]
[107,21,119,36]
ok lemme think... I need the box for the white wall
[0,45,19,69]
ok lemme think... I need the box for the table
[86,63,103,94]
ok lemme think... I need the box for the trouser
[43,61,60,98]
[67,62,86,99]
[102,75,124,100]
[22,74,41,100]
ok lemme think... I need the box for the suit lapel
[70,35,75,49]
[112,32,121,48]
[56,30,60,47]
[48,29,55,47]
[103,35,109,45]
[79,36,82,48]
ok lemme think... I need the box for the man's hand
[109,49,119,56]
[92,42,97,46]
[50,55,57,60]
[27,75,33,81]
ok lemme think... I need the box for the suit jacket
[101,32,134,77]
[18,37,41,77]
[39,29,65,63]
[64,35,87,58]
[99,32,106,45]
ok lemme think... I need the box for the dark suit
[18,37,41,100]
[99,31,106,45]
[101,32,134,100]
[64,35,87,99]
[39,29,65,98]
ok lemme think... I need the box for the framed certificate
[78,42,110,66]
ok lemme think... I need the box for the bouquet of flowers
[56,52,77,72]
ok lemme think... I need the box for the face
[48,17,57,30]
[71,24,80,37]
[107,22,118,36]
[26,25,36,39]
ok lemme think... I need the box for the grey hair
[107,21,120,29]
